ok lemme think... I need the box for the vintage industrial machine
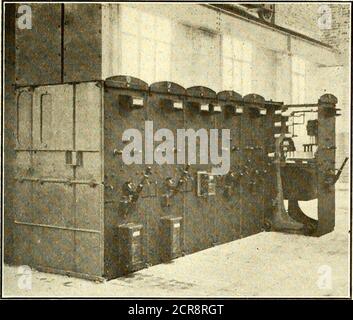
[11,4,345,281]
[264,95,347,235]
[13,75,344,280]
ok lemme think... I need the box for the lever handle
[333,157,348,184]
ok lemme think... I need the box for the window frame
[118,6,172,83]
[221,35,253,94]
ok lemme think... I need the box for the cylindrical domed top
[105,75,149,91]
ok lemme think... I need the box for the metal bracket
[66,151,83,167]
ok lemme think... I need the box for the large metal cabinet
[14,76,337,280]
[13,78,270,280]
[14,82,104,280]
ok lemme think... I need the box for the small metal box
[118,223,144,274]
[160,216,182,262]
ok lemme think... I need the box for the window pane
[222,35,232,58]
[155,16,172,43]
[242,62,252,94]
[121,33,139,77]
[199,54,213,87]
[140,38,155,83]
[41,93,52,144]
[298,75,305,103]
[222,57,233,90]
[233,60,242,93]
[140,11,155,40]
[192,30,202,52]
[120,6,139,35]
[242,41,252,63]
[292,56,305,75]
[292,74,299,103]
[232,37,243,60]
[156,42,171,80]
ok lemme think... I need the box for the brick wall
[275,3,322,40]
[276,3,350,58]
[320,4,350,61]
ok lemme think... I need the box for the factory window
[291,56,306,104]
[186,26,220,89]
[222,35,252,94]
[120,6,172,83]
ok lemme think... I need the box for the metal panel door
[13,88,33,266]
[64,4,102,82]
[147,82,186,265]
[215,91,243,243]
[103,76,150,279]
[15,3,62,85]
[184,87,216,254]
[14,84,76,273]
[74,82,104,276]
[32,84,75,272]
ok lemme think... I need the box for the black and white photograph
[1,1,351,302]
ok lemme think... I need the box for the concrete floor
[2,186,350,298]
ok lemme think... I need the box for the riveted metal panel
[31,84,74,199]
[32,85,74,151]
[252,110,266,236]
[14,150,31,178]
[75,232,101,276]
[76,185,101,230]
[64,4,102,82]
[39,228,75,271]
[146,82,186,265]
[31,182,74,226]
[215,91,243,243]
[13,224,32,266]
[31,152,72,180]
[241,94,266,238]
[75,82,102,152]
[75,82,102,182]
[13,82,78,276]
[183,87,217,254]
[13,81,107,279]
[15,3,62,85]
[16,89,32,149]
[13,181,32,223]
[103,76,149,278]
